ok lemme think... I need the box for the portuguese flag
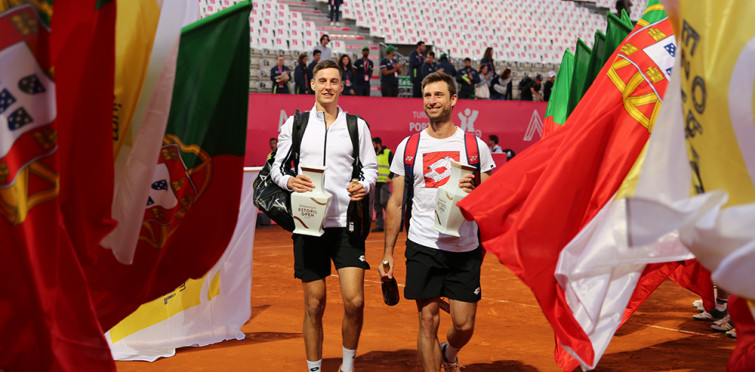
[459,2,674,370]
[0,2,117,370]
[86,2,252,331]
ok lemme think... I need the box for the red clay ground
[116,225,735,371]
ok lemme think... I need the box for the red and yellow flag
[459,4,675,370]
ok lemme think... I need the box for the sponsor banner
[105,170,258,361]
[245,94,546,166]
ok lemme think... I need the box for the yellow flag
[113,0,160,157]
[675,0,755,206]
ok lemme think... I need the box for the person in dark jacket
[307,49,321,85]
[380,45,403,97]
[543,70,556,102]
[353,46,373,96]
[270,55,291,94]
[294,53,312,94]
[409,41,426,97]
[520,74,543,101]
[455,58,480,99]
[338,54,356,96]
[420,51,438,81]
[437,53,457,77]
[490,68,513,100]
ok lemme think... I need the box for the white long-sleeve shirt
[271,104,378,228]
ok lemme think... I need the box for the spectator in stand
[456,57,480,99]
[544,70,556,102]
[329,0,343,26]
[314,34,332,61]
[616,0,632,16]
[353,46,373,97]
[409,41,427,98]
[307,49,322,84]
[420,51,438,80]
[294,53,312,95]
[380,45,403,97]
[480,47,496,77]
[490,68,513,100]
[475,64,491,100]
[339,54,356,96]
[270,55,291,94]
[520,74,543,101]
[487,135,503,153]
[437,53,457,77]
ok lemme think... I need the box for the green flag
[165,3,250,160]
[583,30,606,95]
[566,39,591,116]
[602,11,634,63]
[621,8,631,27]
[544,49,574,130]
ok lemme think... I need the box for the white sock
[307,359,322,372]
[341,347,356,372]
[444,343,460,363]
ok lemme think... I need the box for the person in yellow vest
[266,138,277,161]
[371,137,393,232]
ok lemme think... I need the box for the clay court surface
[117,225,735,371]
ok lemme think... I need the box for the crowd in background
[269,37,557,101]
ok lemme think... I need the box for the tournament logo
[139,134,213,249]
[422,151,460,188]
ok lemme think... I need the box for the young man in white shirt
[379,71,495,371]
[486,134,503,153]
[271,60,378,372]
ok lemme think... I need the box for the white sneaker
[693,307,727,321]
[726,328,737,339]
[692,299,704,312]
[329,21,334,26]
[440,342,462,372]
[712,314,734,332]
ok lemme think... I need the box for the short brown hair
[313,59,340,79]
[421,71,456,97]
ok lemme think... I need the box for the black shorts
[404,240,483,303]
[293,228,370,281]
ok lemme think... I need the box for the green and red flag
[542,50,574,136]
[0,1,116,370]
[85,1,252,330]
[583,30,606,95]
[566,39,591,117]
[459,1,677,370]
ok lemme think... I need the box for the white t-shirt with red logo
[390,128,495,252]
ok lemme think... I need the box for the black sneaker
[370,226,384,232]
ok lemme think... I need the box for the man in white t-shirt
[379,71,495,371]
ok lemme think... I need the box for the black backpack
[253,110,371,235]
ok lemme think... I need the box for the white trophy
[291,165,332,236]
[433,160,476,237]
